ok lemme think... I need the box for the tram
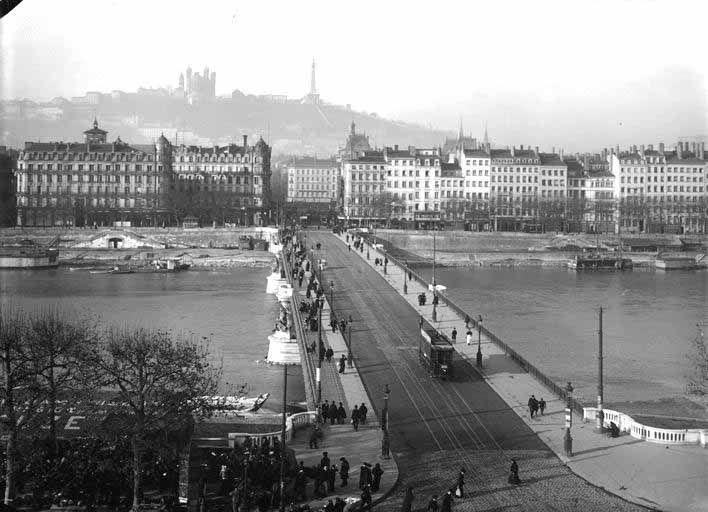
[419,320,454,379]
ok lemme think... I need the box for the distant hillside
[1,93,452,155]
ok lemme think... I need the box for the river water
[0,267,305,412]
[417,266,708,408]
[3,264,706,414]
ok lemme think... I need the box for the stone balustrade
[583,407,707,447]
[225,410,318,448]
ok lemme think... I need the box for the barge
[568,254,633,270]
[0,247,59,269]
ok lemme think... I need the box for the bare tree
[26,308,99,451]
[94,328,221,510]
[0,307,46,504]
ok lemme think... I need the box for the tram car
[419,320,454,379]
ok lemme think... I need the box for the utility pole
[317,297,323,404]
[596,306,604,432]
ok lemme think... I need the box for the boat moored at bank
[568,254,633,271]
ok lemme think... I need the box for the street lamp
[317,296,324,404]
[347,315,353,368]
[564,381,574,457]
[381,384,391,458]
[329,280,335,311]
[403,263,407,294]
[476,315,483,368]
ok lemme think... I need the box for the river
[416,265,708,411]
[0,267,305,412]
[3,264,706,417]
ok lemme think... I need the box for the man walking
[351,405,360,431]
[328,402,338,425]
[337,402,346,424]
[359,464,372,490]
[371,462,384,492]
[528,395,538,418]
[339,457,350,487]
[451,327,457,343]
[539,397,546,415]
[359,402,368,424]
[466,330,473,346]
[338,354,346,373]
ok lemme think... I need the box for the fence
[367,236,586,416]
[282,248,318,410]
[225,411,319,448]
[583,407,707,447]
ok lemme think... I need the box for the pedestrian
[340,318,346,333]
[360,485,372,510]
[309,425,320,448]
[324,499,335,512]
[359,402,368,424]
[328,463,338,492]
[508,459,521,485]
[528,395,538,418]
[456,467,465,497]
[331,317,337,333]
[328,402,338,425]
[294,466,308,501]
[339,457,350,487]
[334,497,346,512]
[322,401,330,423]
[351,405,360,431]
[325,347,334,362]
[338,354,346,373]
[348,244,351,252]
[426,495,439,512]
[371,462,384,492]
[337,402,346,424]
[466,331,473,346]
[320,451,331,471]
[441,490,453,512]
[451,327,457,343]
[401,487,414,512]
[539,397,546,415]
[384,256,388,266]
[358,463,372,490]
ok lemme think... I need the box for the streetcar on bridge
[419,320,454,379]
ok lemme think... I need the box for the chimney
[692,142,697,155]
[700,142,705,160]
[659,142,665,154]
[677,141,683,159]
[520,144,524,150]
[510,146,515,157]
[560,148,564,161]
[535,146,539,154]
[648,144,653,151]
[394,144,399,151]
[602,148,608,159]
[640,144,645,155]
[616,144,620,155]
[243,135,248,148]
[583,154,589,170]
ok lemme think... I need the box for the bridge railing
[282,247,318,410]
[224,411,319,448]
[369,238,586,416]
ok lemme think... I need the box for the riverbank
[59,248,274,268]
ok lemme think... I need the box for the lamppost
[403,261,408,294]
[476,315,483,368]
[329,280,335,311]
[564,381,574,457]
[431,230,437,322]
[240,450,251,512]
[347,315,353,368]
[381,384,391,458]
[596,307,604,433]
[317,296,324,404]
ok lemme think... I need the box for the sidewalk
[335,231,708,512]
[288,251,399,510]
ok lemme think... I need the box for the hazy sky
[1,0,707,151]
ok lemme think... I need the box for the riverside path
[305,230,649,512]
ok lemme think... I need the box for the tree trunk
[4,430,16,505]
[132,435,143,510]
[48,355,57,453]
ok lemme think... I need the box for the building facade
[16,121,167,227]
[15,122,271,227]
[286,157,339,206]
[170,135,271,226]
[342,152,387,223]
